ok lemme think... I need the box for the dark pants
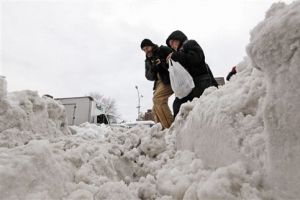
[173,75,215,118]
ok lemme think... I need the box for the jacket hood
[166,30,188,48]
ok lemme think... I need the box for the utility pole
[135,85,141,121]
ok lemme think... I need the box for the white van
[55,96,110,126]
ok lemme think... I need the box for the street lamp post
[135,85,141,120]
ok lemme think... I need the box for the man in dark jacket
[166,30,218,118]
[141,39,174,128]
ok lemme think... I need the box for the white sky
[0,0,294,121]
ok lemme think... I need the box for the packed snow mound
[0,87,70,148]
[0,140,74,199]
[0,121,176,199]
[1,1,300,200]
[171,1,300,199]
[1,113,268,199]
[247,1,300,198]
[69,122,110,139]
[173,58,266,170]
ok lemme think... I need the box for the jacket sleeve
[171,40,204,70]
[226,71,234,81]
[206,64,219,87]
[226,67,237,81]
[157,46,173,70]
[145,59,157,81]
[160,46,173,58]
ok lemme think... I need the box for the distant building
[143,109,155,121]
[215,77,225,86]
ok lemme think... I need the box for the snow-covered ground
[0,1,299,199]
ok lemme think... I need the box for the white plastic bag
[168,59,195,99]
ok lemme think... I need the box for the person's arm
[145,59,157,81]
[156,46,173,70]
[226,67,237,81]
[171,40,204,70]
[226,71,234,81]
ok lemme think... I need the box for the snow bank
[1,1,299,199]
[0,120,176,199]
[0,140,74,199]
[69,122,110,140]
[0,90,70,148]
[172,1,300,199]
[0,109,275,200]
[173,58,266,170]
[247,1,300,198]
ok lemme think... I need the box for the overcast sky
[0,0,294,121]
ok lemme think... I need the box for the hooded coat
[166,30,218,86]
[145,44,173,90]
[166,30,218,117]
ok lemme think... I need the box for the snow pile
[157,152,266,200]
[0,140,74,199]
[247,1,300,198]
[0,120,176,199]
[0,90,70,148]
[0,107,283,200]
[172,1,300,199]
[94,182,138,200]
[0,1,299,199]
[69,122,110,139]
[173,58,266,170]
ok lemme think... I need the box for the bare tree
[88,92,120,119]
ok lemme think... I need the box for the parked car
[123,120,155,128]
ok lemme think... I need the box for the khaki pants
[152,79,174,128]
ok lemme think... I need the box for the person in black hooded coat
[166,30,218,118]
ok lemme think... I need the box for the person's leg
[190,77,212,99]
[152,104,159,123]
[153,81,174,128]
[173,97,181,119]
[173,95,190,119]
[172,78,214,119]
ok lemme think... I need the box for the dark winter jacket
[166,30,218,87]
[166,30,219,118]
[145,45,173,90]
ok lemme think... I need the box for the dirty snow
[1,1,300,199]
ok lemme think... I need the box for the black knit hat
[140,39,155,49]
